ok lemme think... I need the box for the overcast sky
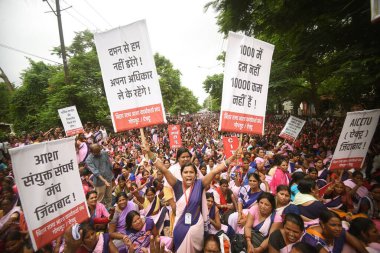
[0,0,225,104]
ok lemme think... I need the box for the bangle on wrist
[153,157,160,164]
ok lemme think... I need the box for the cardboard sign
[58,105,84,136]
[279,116,306,142]
[9,138,89,250]
[168,125,182,149]
[94,20,166,132]
[219,32,274,135]
[330,109,380,169]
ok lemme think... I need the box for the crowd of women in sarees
[1,113,380,253]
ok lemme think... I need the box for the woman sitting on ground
[123,210,172,253]
[293,179,327,227]
[268,213,305,253]
[346,217,380,253]
[131,185,168,234]
[302,210,368,253]
[206,192,222,234]
[215,179,237,224]
[275,185,300,218]
[108,192,139,251]
[245,192,282,253]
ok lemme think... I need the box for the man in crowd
[85,144,114,208]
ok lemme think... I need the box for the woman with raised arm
[143,143,238,253]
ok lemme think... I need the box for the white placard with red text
[279,116,306,142]
[58,105,84,136]
[219,32,274,135]
[330,109,380,170]
[94,20,166,132]
[222,136,239,157]
[9,138,89,250]
[168,125,182,149]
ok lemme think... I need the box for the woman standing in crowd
[143,142,238,252]
[245,192,282,253]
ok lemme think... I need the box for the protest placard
[279,116,306,142]
[9,138,89,250]
[222,136,239,157]
[168,125,182,149]
[94,20,166,132]
[219,32,274,135]
[330,109,380,170]
[58,105,84,136]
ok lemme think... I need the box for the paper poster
[94,20,166,132]
[58,105,84,136]
[9,138,89,250]
[168,125,182,149]
[219,32,274,135]
[279,116,306,142]
[330,109,380,169]
[222,136,239,157]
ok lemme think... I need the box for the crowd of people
[0,112,379,253]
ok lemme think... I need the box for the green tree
[154,53,182,111]
[203,95,220,111]
[7,30,201,133]
[203,73,224,107]
[170,86,202,115]
[206,0,380,113]
[0,82,13,123]
[9,60,58,132]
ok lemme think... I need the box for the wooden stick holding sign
[338,169,344,182]
[140,128,150,161]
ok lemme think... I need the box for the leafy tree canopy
[4,30,200,133]
[205,0,380,113]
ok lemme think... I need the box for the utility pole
[56,0,69,84]
[43,0,70,84]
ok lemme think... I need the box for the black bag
[230,234,247,253]
[250,230,266,248]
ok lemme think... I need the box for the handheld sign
[94,20,166,132]
[168,125,182,149]
[330,109,380,170]
[58,105,84,136]
[9,138,89,251]
[222,136,239,158]
[219,32,274,135]
[279,116,306,142]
